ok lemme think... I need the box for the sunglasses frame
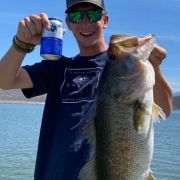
[67,9,106,24]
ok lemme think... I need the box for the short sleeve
[22,60,53,98]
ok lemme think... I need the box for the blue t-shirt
[22,52,108,180]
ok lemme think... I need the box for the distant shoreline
[1,89,180,109]
[0,100,45,105]
[0,101,179,110]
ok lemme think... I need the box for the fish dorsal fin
[152,103,166,123]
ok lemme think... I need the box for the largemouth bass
[78,34,165,180]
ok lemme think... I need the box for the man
[0,0,172,179]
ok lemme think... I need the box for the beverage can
[40,17,63,60]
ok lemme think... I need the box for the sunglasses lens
[87,10,102,22]
[68,10,104,24]
[68,12,83,24]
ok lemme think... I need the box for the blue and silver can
[40,17,63,60]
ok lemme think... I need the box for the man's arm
[0,13,50,90]
[0,45,33,89]
[149,44,173,117]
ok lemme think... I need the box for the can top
[48,17,62,22]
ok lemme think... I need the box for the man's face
[66,4,108,53]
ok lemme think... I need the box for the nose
[81,15,90,24]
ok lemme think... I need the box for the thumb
[39,13,51,30]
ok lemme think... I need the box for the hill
[0,89,46,104]
[0,89,180,109]
[173,93,180,109]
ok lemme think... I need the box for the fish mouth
[108,34,155,59]
[110,35,139,47]
[108,35,139,57]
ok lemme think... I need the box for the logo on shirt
[60,67,103,103]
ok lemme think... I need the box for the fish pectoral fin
[152,103,166,123]
[133,100,146,131]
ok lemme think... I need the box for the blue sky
[0,0,180,92]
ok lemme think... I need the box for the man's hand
[16,13,50,45]
[148,44,172,117]
[149,44,167,67]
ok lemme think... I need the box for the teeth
[81,32,93,36]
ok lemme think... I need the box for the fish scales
[96,97,154,180]
[78,34,165,180]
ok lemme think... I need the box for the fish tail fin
[152,103,166,123]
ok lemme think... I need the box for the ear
[102,15,109,29]
[65,16,72,31]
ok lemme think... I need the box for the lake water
[0,103,180,179]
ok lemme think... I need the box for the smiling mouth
[80,32,95,36]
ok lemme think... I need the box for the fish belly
[96,91,154,180]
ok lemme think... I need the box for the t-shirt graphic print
[60,67,103,103]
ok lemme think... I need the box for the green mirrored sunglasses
[67,10,105,24]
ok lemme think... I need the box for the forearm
[0,45,26,89]
[0,13,50,90]
[153,66,173,117]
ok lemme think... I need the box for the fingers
[17,13,50,43]
[149,44,167,67]
[63,28,66,35]
[23,16,42,36]
[39,13,51,30]
[151,44,167,59]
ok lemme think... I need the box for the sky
[0,0,180,92]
